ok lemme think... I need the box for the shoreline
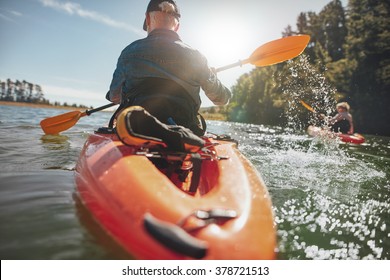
[0,101,88,111]
[1,101,225,120]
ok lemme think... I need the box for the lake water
[0,104,389,260]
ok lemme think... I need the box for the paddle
[216,35,310,72]
[41,35,310,134]
[40,103,116,134]
[300,100,316,113]
[300,100,328,122]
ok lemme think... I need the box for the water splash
[282,55,337,132]
[277,54,356,165]
[217,122,389,260]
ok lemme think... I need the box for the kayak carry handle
[194,209,237,221]
[143,213,208,259]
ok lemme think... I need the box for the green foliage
[227,67,284,125]
[345,0,390,134]
[225,0,390,136]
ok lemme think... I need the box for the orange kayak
[75,128,276,259]
[307,125,365,144]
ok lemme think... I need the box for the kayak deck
[75,129,276,259]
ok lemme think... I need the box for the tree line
[0,78,89,108]
[0,78,48,104]
[222,0,389,136]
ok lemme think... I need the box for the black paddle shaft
[86,103,116,115]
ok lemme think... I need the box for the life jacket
[331,119,350,134]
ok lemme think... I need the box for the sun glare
[197,20,252,69]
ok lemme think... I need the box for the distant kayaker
[326,102,354,135]
[107,0,231,137]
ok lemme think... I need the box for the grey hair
[149,10,179,29]
[159,1,176,14]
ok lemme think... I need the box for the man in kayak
[107,0,231,145]
[327,102,354,134]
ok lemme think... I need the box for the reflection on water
[41,134,70,149]
[214,121,389,260]
[0,171,129,260]
[0,105,389,259]
[73,194,132,260]
[40,134,75,170]
[0,171,82,259]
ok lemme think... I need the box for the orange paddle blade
[300,100,316,113]
[216,35,310,72]
[249,35,310,66]
[40,110,86,134]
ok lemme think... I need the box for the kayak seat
[141,151,203,194]
[116,106,205,153]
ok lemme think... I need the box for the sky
[0,0,347,108]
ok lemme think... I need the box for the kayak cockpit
[93,127,232,197]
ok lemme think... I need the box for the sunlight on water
[1,106,389,260]
[208,115,389,260]
[221,116,389,259]
[266,55,389,259]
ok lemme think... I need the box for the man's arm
[348,115,354,134]
[200,69,231,105]
[107,70,123,104]
[107,54,126,104]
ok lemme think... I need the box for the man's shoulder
[119,37,147,53]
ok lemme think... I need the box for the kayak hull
[307,125,365,144]
[338,133,365,144]
[75,130,276,259]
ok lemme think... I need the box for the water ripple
[0,106,389,259]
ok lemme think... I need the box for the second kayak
[307,125,365,144]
